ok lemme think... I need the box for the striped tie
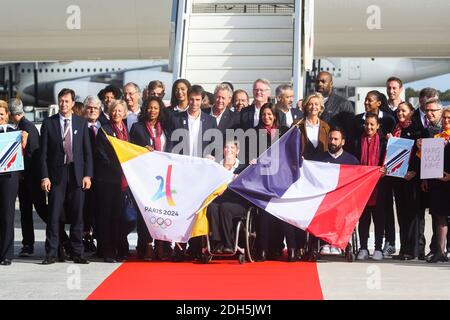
[63,119,73,164]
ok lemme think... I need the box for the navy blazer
[17,117,40,176]
[169,110,217,156]
[40,114,93,186]
[203,107,240,136]
[94,123,127,184]
[279,108,303,127]
[129,121,171,152]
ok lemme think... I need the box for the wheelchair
[201,206,258,264]
[303,229,359,262]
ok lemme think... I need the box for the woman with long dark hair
[130,97,172,260]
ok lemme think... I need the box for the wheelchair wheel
[245,207,258,263]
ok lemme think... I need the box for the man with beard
[313,127,359,256]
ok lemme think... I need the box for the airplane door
[348,59,361,80]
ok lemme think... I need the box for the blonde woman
[293,93,330,160]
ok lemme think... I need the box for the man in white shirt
[386,76,403,116]
[123,82,141,132]
[240,78,271,130]
[275,84,303,127]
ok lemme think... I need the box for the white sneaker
[330,246,342,255]
[382,242,396,256]
[372,250,383,260]
[357,249,369,260]
[320,245,331,255]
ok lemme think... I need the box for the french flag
[229,127,382,249]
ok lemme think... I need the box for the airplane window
[81,69,84,72]
[75,69,78,72]
[39,69,42,73]
[99,68,103,72]
[112,68,115,71]
[27,69,31,73]
[63,69,66,72]
[51,69,54,72]
[93,69,96,72]
[68,69,72,72]
[21,69,25,73]
[87,69,90,72]
[106,68,109,72]
[45,69,48,72]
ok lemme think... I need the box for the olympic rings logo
[150,216,172,229]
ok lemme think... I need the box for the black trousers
[383,178,396,247]
[83,183,96,235]
[95,181,125,259]
[45,165,85,257]
[208,201,246,249]
[18,173,48,246]
[0,174,19,261]
[392,178,419,256]
[257,210,296,252]
[358,206,385,251]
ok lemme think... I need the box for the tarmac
[1,203,449,300]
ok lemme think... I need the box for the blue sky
[406,73,450,92]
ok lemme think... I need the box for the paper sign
[420,138,444,179]
[0,131,24,173]
[384,137,414,178]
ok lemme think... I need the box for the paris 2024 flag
[106,134,234,243]
[229,127,382,249]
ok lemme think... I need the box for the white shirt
[174,105,189,113]
[188,113,201,157]
[283,109,294,127]
[253,106,261,127]
[127,109,140,132]
[305,119,320,148]
[59,113,73,142]
[328,149,344,159]
[362,110,384,120]
[220,158,240,172]
[419,108,427,127]
[388,102,398,112]
[210,108,226,126]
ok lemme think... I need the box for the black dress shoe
[103,257,117,263]
[257,250,267,262]
[42,256,57,265]
[58,245,68,262]
[72,256,90,264]
[427,251,448,263]
[222,247,234,254]
[288,248,297,262]
[0,259,12,266]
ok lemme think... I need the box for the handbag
[122,190,138,223]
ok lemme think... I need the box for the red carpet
[88,259,323,300]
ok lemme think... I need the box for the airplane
[4,60,173,106]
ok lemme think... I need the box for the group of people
[0,72,449,266]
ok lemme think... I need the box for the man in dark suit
[40,88,93,265]
[203,83,240,138]
[170,85,218,158]
[82,95,103,253]
[169,85,217,261]
[275,84,303,127]
[315,71,354,125]
[240,78,273,130]
[412,88,443,260]
[8,99,48,257]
